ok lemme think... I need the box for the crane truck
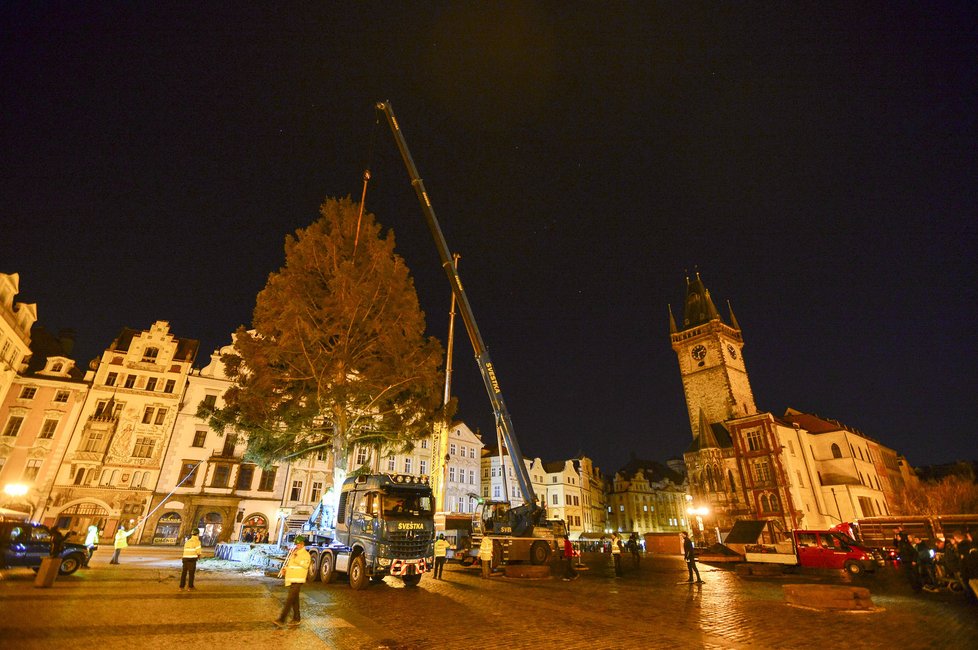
[377,100,564,567]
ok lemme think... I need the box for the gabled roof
[616,457,685,484]
[781,407,877,442]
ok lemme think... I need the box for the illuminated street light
[3,483,29,497]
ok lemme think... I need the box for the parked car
[1,522,89,575]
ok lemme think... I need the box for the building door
[152,512,182,545]
[240,514,268,543]
[55,503,108,537]
[198,512,223,546]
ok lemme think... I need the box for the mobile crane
[376,101,563,565]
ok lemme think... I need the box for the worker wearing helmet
[433,533,450,580]
[276,537,311,628]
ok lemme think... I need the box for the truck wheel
[59,554,83,575]
[307,552,320,582]
[349,554,368,590]
[319,552,335,583]
[845,561,863,576]
[530,541,551,565]
[402,574,422,587]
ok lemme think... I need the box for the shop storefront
[152,512,182,545]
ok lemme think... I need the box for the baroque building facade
[45,321,198,537]
[606,457,688,535]
[671,274,901,542]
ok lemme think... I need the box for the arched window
[706,466,715,492]
[760,494,770,511]
[51,362,64,372]
[132,471,142,487]
[728,470,736,492]
[110,469,119,485]
[769,494,780,511]
[830,443,842,459]
[74,467,86,485]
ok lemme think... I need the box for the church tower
[670,273,756,439]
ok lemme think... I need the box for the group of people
[895,527,978,599]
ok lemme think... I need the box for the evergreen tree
[208,197,445,494]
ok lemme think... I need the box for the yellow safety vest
[183,535,202,559]
[114,528,134,549]
[284,547,311,586]
[479,537,494,561]
[434,539,450,558]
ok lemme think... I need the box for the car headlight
[378,557,391,567]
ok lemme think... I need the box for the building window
[19,386,37,400]
[404,457,413,474]
[124,375,136,389]
[258,467,277,491]
[450,443,457,455]
[419,459,428,475]
[493,485,500,498]
[752,459,772,484]
[2,415,25,437]
[200,394,217,411]
[469,470,475,485]
[54,390,70,403]
[236,465,255,490]
[746,429,764,451]
[154,408,167,425]
[387,456,396,472]
[449,467,456,482]
[355,447,369,466]
[484,468,489,478]
[553,494,559,505]
[221,434,237,457]
[142,407,155,424]
[469,447,476,458]
[81,430,104,452]
[192,430,207,447]
[146,377,157,392]
[178,462,198,486]
[39,418,59,439]
[132,437,155,458]
[565,495,571,505]
[420,438,429,449]
[164,379,176,393]
[290,480,303,501]
[552,476,557,483]
[830,443,842,458]
[142,347,159,361]
[311,481,323,503]
[105,372,118,386]
[211,464,230,488]
[23,459,43,480]
[457,496,465,512]
[796,470,805,488]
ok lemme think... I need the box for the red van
[744,529,882,575]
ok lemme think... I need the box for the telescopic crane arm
[375,100,541,521]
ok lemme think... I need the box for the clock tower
[670,273,756,439]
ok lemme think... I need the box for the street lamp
[686,505,710,544]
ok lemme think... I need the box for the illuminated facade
[672,274,900,541]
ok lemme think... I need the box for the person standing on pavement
[479,535,494,579]
[84,525,100,561]
[896,531,922,594]
[628,532,641,568]
[276,536,311,628]
[562,535,578,581]
[109,525,137,564]
[180,529,202,591]
[682,531,702,583]
[610,532,623,577]
[433,533,449,580]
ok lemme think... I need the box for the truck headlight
[378,557,392,567]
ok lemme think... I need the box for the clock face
[691,345,707,361]
[727,344,737,359]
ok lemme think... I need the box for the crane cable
[353,108,382,256]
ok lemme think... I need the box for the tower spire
[727,300,741,331]
[668,304,678,334]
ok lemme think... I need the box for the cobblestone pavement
[1,548,975,649]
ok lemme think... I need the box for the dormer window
[142,347,159,362]
[51,361,64,372]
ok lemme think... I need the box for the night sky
[3,4,975,474]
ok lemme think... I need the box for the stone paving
[1,547,975,649]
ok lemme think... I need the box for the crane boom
[376,100,542,524]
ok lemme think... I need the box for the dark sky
[3,3,975,474]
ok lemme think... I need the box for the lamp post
[686,505,711,545]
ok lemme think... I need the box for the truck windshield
[382,492,432,517]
